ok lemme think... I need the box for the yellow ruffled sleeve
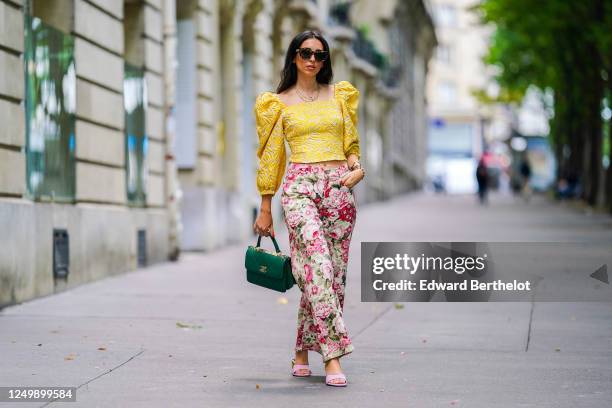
[254,92,286,196]
[335,80,361,159]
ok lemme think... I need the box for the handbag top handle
[256,235,281,253]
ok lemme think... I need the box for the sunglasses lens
[299,49,313,60]
[315,51,328,61]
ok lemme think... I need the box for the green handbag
[245,235,295,292]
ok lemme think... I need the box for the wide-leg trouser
[280,162,357,362]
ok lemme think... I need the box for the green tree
[477,0,612,210]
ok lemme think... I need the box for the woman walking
[252,30,365,387]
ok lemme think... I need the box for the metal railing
[328,1,351,26]
[328,1,402,87]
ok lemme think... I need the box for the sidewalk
[1,192,611,407]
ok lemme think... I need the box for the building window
[174,17,198,169]
[123,1,148,206]
[436,4,457,27]
[24,15,76,202]
[428,122,474,157]
[124,63,148,206]
[436,44,453,64]
[437,81,457,105]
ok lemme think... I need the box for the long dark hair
[276,30,333,94]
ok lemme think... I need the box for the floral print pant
[280,162,357,362]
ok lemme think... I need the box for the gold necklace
[296,83,320,102]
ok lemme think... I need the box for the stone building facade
[0,0,435,307]
[0,0,180,307]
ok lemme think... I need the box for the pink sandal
[291,359,311,377]
[325,372,347,387]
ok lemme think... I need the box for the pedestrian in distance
[519,157,532,202]
[252,30,365,387]
[476,156,489,205]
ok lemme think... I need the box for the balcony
[329,2,402,87]
[328,1,351,27]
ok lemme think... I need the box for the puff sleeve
[335,81,361,159]
[254,92,286,196]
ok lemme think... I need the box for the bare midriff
[290,159,347,169]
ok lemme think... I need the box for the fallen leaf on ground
[98,347,106,351]
[64,354,76,361]
[277,297,289,305]
[176,322,203,329]
[394,303,404,309]
[255,384,261,389]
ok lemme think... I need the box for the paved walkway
[1,192,611,407]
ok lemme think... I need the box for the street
[1,192,612,407]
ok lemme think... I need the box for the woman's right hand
[253,209,275,237]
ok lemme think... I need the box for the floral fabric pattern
[280,162,357,362]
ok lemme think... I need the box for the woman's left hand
[340,169,364,189]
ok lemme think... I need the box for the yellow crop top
[254,80,361,196]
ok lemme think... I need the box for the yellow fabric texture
[254,80,361,196]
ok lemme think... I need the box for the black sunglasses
[295,47,329,62]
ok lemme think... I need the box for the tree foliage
[476,0,612,208]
